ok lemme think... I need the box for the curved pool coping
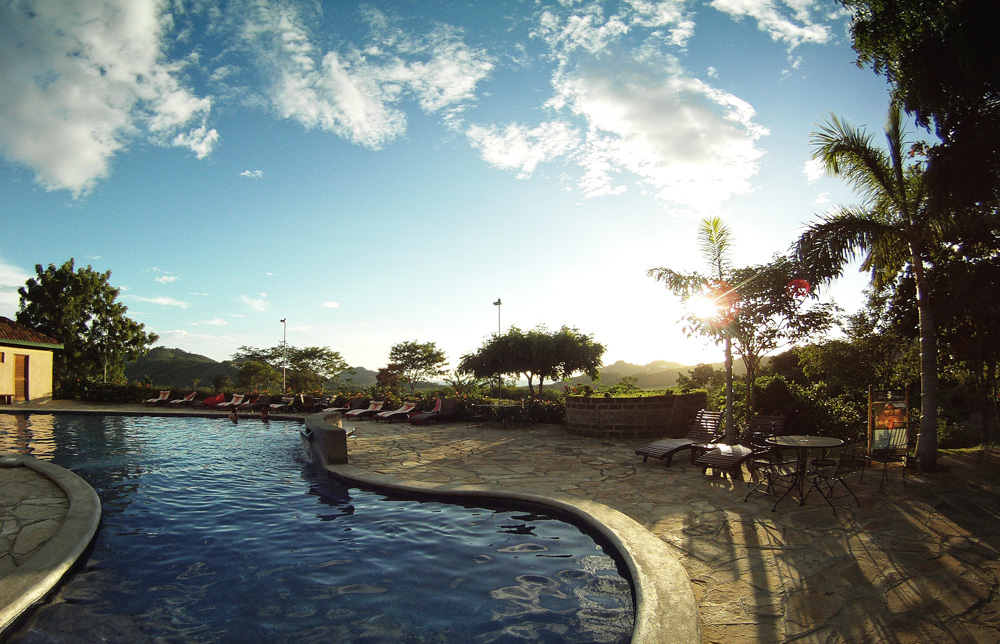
[307,413,701,644]
[0,455,102,635]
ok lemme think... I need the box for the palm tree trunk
[912,251,938,472]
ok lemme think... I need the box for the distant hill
[125,347,240,389]
[126,348,746,392]
[561,359,749,390]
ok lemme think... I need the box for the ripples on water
[0,414,633,643]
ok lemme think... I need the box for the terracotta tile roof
[0,316,62,347]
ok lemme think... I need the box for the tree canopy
[387,340,448,396]
[233,344,347,393]
[458,325,605,398]
[841,0,1000,209]
[16,259,158,385]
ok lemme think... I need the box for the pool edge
[324,462,702,644]
[0,456,102,636]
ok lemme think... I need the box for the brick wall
[564,392,708,440]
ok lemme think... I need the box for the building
[0,316,63,404]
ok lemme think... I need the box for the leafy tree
[459,325,605,398]
[16,259,158,386]
[840,0,1000,209]
[387,340,448,396]
[237,360,281,393]
[795,103,945,471]
[676,364,725,391]
[649,217,738,439]
[233,344,347,393]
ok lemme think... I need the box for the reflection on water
[0,414,633,643]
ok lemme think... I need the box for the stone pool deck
[3,401,1000,643]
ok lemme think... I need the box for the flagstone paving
[3,403,1000,643]
[342,420,1000,644]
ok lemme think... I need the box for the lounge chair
[237,395,267,412]
[634,409,723,467]
[695,415,786,482]
[323,398,367,414]
[408,398,460,425]
[144,390,171,406]
[270,396,295,412]
[192,392,227,409]
[374,401,418,423]
[293,395,323,413]
[218,393,246,410]
[344,400,384,420]
[168,391,198,406]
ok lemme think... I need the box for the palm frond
[697,217,732,278]
[811,113,898,206]
[646,267,708,298]
[794,206,904,282]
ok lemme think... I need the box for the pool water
[0,414,633,643]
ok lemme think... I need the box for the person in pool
[229,409,238,424]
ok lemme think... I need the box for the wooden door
[14,354,28,401]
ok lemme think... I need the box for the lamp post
[493,298,501,400]
[280,318,287,392]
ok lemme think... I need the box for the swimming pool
[0,413,633,643]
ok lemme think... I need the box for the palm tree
[649,217,737,442]
[795,103,942,472]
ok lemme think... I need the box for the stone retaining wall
[564,392,708,440]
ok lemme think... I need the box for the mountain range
[125,347,740,391]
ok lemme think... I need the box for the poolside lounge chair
[345,400,384,420]
[236,395,268,412]
[218,393,246,410]
[634,409,723,467]
[192,392,227,409]
[293,395,323,413]
[323,398,367,415]
[694,415,786,482]
[408,398,460,425]
[696,414,786,479]
[270,396,295,412]
[168,391,198,406]
[144,390,171,406]
[374,401,418,423]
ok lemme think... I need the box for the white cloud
[709,0,832,49]
[155,275,179,284]
[131,295,190,309]
[487,59,768,213]
[239,293,271,311]
[813,191,830,205]
[0,0,218,196]
[197,318,228,326]
[241,2,493,148]
[802,157,826,183]
[321,301,340,308]
[0,259,31,317]
[240,169,264,178]
[466,121,580,179]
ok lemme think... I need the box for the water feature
[0,413,633,643]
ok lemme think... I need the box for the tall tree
[795,103,943,471]
[387,340,448,396]
[16,259,158,385]
[649,217,738,441]
[233,345,347,393]
[458,325,605,398]
[841,0,1000,209]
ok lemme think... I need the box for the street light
[493,298,502,400]
[280,318,287,392]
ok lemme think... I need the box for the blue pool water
[0,413,633,643]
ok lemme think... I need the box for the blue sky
[0,0,898,373]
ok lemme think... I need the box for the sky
[0,0,901,374]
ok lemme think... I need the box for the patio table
[765,435,844,508]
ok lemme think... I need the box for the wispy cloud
[0,258,31,317]
[239,293,271,311]
[196,318,228,326]
[131,295,190,309]
[802,157,826,183]
[467,121,580,179]
[321,301,340,308]
[240,169,264,178]
[0,0,218,196]
[155,274,179,284]
[709,0,834,49]
[239,1,493,148]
